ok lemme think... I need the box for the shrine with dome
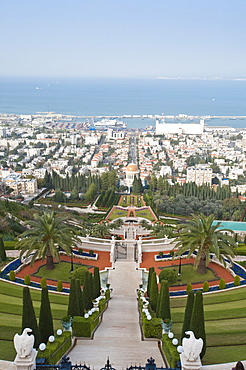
[124,163,140,192]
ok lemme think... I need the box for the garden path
[68,260,165,369]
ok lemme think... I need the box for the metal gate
[36,356,180,370]
[115,241,127,260]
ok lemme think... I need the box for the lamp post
[70,253,74,272]
[178,256,182,276]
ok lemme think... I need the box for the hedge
[73,297,108,337]
[37,331,72,365]
[141,315,162,339]
[162,334,180,369]
[73,313,100,337]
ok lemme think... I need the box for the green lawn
[107,208,128,221]
[135,208,156,221]
[170,286,246,365]
[0,280,68,361]
[119,195,143,207]
[34,261,93,282]
[158,264,217,286]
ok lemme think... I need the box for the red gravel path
[15,249,234,292]
[16,250,111,289]
[140,251,234,292]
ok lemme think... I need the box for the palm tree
[89,222,111,239]
[173,214,236,274]
[15,211,79,270]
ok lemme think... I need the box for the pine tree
[190,290,206,359]
[181,290,194,340]
[93,266,101,299]
[0,237,6,261]
[149,271,158,312]
[39,287,54,343]
[22,287,40,348]
[157,280,171,321]
[67,278,80,317]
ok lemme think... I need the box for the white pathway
[68,260,164,369]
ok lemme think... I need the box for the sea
[0,77,246,129]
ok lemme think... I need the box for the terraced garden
[170,286,246,365]
[0,280,68,361]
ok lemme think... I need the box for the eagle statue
[14,328,35,358]
[182,330,203,362]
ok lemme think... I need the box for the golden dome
[126,163,139,172]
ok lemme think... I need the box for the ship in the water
[94,118,124,126]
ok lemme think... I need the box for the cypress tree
[181,290,194,340]
[190,290,206,359]
[157,280,171,321]
[0,237,6,261]
[22,287,40,348]
[39,287,54,343]
[149,271,158,312]
[75,279,84,316]
[67,278,80,317]
[93,266,101,299]
[89,272,93,306]
[147,267,154,297]
[83,270,93,311]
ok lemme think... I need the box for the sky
[1,0,246,78]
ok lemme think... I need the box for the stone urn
[161,319,173,334]
[61,316,73,331]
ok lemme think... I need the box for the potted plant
[161,318,173,333]
[61,315,73,331]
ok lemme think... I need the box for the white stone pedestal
[14,349,37,370]
[180,352,202,370]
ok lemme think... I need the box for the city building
[186,166,212,186]
[156,119,204,135]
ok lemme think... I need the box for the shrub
[24,274,31,285]
[219,278,226,290]
[73,266,89,285]
[159,251,163,257]
[203,281,209,292]
[73,313,100,337]
[78,248,83,255]
[162,334,180,369]
[9,270,15,281]
[57,280,63,292]
[37,331,71,365]
[234,275,241,286]
[186,283,193,293]
[142,317,162,339]
[41,277,47,288]
[159,268,177,287]
[89,250,94,256]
